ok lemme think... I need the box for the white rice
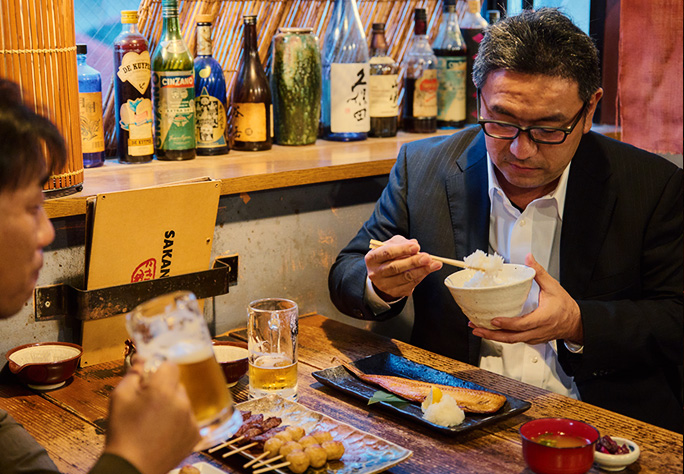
[463,250,506,287]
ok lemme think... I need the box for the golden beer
[248,354,298,399]
[174,347,231,424]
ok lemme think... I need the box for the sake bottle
[231,15,272,151]
[76,44,105,168]
[321,0,370,141]
[460,0,488,124]
[194,14,229,155]
[152,0,195,160]
[432,0,467,129]
[369,23,399,138]
[402,8,438,133]
[113,10,154,163]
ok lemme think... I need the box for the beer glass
[126,291,242,450]
[247,298,298,400]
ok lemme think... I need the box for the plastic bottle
[369,23,399,138]
[321,0,370,141]
[76,44,105,168]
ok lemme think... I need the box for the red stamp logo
[131,258,156,282]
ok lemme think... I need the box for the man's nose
[509,131,538,160]
[37,207,55,249]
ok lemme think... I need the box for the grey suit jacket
[329,127,684,432]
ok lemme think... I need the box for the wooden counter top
[44,131,448,219]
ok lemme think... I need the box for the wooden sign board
[81,177,220,366]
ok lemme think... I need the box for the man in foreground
[0,79,201,473]
[329,9,683,432]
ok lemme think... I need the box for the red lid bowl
[520,418,600,474]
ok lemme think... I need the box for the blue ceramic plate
[312,352,532,435]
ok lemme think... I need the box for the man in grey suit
[329,8,683,432]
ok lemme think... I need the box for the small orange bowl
[6,342,82,390]
[212,341,249,387]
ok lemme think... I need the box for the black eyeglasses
[477,89,588,145]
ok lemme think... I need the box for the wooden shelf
[44,130,451,219]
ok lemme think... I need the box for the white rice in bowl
[463,250,506,288]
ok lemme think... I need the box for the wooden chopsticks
[368,239,483,271]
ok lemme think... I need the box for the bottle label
[233,103,267,142]
[79,91,105,153]
[369,74,398,118]
[119,98,154,156]
[330,63,371,133]
[195,88,227,148]
[413,69,438,117]
[117,51,151,95]
[437,57,466,122]
[153,71,195,150]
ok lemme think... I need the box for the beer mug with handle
[126,291,242,450]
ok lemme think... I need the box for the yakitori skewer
[222,441,258,458]
[208,436,244,453]
[243,451,270,468]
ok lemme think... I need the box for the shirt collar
[486,153,572,218]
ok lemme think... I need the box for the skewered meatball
[274,430,293,443]
[298,435,318,449]
[305,445,328,468]
[280,441,303,457]
[285,425,305,441]
[263,437,284,458]
[311,430,333,444]
[285,451,310,474]
[321,440,345,461]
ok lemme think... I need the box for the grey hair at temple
[472,8,601,102]
[0,79,66,193]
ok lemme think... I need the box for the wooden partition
[103,0,469,154]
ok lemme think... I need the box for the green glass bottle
[152,0,196,160]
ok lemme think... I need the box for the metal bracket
[34,255,238,322]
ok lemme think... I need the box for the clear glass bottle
[432,0,467,129]
[152,0,196,160]
[460,0,489,124]
[321,0,370,141]
[114,10,154,164]
[76,43,105,168]
[402,8,438,133]
[194,14,229,155]
[369,23,398,138]
[231,15,272,151]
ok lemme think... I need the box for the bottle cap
[444,0,456,5]
[76,43,87,55]
[372,23,385,32]
[487,10,501,24]
[467,0,481,14]
[121,10,138,24]
[196,14,212,24]
[244,14,257,24]
[414,8,427,21]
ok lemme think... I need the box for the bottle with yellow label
[77,43,105,167]
[194,15,229,155]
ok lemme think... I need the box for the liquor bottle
[402,8,438,133]
[432,0,467,129]
[152,0,195,160]
[368,23,398,138]
[194,14,229,155]
[76,44,105,168]
[460,0,488,124]
[487,10,501,25]
[113,10,154,164]
[321,0,370,141]
[231,15,272,151]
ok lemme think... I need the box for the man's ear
[583,88,604,134]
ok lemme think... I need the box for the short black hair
[0,79,67,193]
[473,8,601,102]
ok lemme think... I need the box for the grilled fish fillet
[340,359,506,413]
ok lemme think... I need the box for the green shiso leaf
[368,390,410,408]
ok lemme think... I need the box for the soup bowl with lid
[520,418,600,474]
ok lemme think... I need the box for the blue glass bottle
[76,44,105,168]
[321,0,370,141]
[194,15,229,155]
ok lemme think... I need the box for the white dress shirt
[363,155,580,398]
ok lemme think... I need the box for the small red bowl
[6,342,82,390]
[520,418,599,474]
[212,341,249,387]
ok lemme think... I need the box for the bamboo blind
[0,0,83,191]
[103,0,470,155]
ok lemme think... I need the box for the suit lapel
[560,132,616,296]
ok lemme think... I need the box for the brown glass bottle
[369,23,398,137]
[231,15,272,151]
[114,10,154,163]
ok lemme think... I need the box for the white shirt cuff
[564,341,584,354]
[363,276,403,315]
